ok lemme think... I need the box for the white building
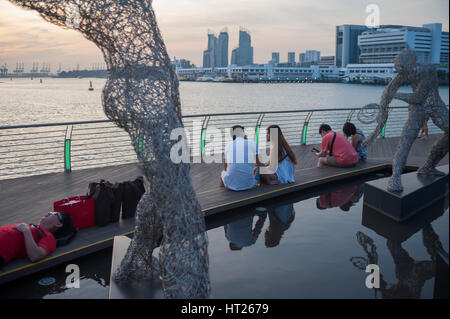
[318,56,335,68]
[358,23,449,69]
[345,63,397,81]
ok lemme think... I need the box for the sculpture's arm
[393,78,430,105]
[363,75,405,146]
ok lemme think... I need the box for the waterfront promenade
[0,133,447,284]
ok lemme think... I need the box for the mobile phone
[311,147,320,153]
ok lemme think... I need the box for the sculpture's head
[394,48,417,74]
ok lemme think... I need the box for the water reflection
[0,248,111,299]
[351,195,449,299]
[265,204,295,248]
[225,211,267,250]
[316,185,364,212]
[351,225,445,299]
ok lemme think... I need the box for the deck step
[108,236,164,299]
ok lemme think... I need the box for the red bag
[53,196,95,229]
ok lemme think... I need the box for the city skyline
[0,0,448,70]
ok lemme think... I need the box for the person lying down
[0,212,76,267]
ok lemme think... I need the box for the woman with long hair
[261,125,297,185]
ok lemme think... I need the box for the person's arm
[351,134,362,149]
[255,154,268,167]
[314,150,327,157]
[13,223,47,262]
[223,154,227,171]
[314,136,329,157]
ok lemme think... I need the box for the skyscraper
[203,31,217,68]
[237,28,254,66]
[305,50,320,63]
[335,25,369,67]
[217,29,229,67]
[299,53,306,65]
[202,29,229,68]
[231,47,239,65]
[288,52,296,65]
[271,52,280,65]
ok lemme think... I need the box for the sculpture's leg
[104,76,210,297]
[388,106,426,192]
[418,92,449,176]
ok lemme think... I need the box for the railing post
[346,110,355,123]
[381,108,392,138]
[64,125,73,173]
[255,114,265,147]
[200,116,210,163]
[138,133,144,155]
[301,112,313,145]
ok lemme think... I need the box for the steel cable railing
[0,105,447,180]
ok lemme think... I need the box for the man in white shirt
[220,125,262,191]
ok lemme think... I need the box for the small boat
[88,81,94,91]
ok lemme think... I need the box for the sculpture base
[108,236,164,299]
[363,165,449,222]
[362,193,448,242]
[434,249,449,299]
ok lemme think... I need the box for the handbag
[121,177,145,219]
[87,182,115,227]
[53,196,95,229]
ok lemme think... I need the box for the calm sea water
[0,78,448,126]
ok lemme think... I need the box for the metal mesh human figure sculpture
[7,0,210,298]
[363,49,449,192]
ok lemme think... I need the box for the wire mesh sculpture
[8,0,210,298]
[363,48,449,192]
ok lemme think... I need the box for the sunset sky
[0,0,448,71]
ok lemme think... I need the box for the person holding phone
[313,124,358,168]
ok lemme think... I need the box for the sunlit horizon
[0,0,448,70]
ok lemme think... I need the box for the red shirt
[0,223,56,263]
[319,186,358,208]
[321,131,358,166]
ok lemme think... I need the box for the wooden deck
[0,134,448,284]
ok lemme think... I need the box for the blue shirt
[355,129,368,161]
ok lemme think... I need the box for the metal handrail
[0,106,410,130]
[0,105,447,180]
